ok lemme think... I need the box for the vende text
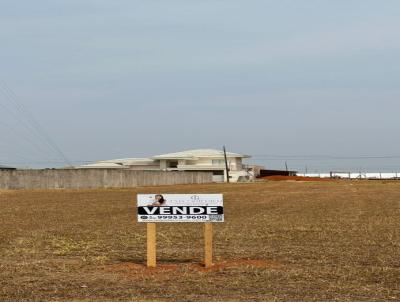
[138,206,223,215]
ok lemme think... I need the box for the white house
[79,149,262,182]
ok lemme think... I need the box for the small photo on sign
[137,194,224,223]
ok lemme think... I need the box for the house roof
[79,158,156,168]
[100,158,156,165]
[151,149,250,160]
[78,162,129,169]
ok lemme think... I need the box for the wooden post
[147,223,156,267]
[204,222,213,268]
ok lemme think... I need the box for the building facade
[79,149,261,182]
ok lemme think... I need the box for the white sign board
[137,194,224,223]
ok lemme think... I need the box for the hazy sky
[1,1,400,171]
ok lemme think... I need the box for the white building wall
[298,172,400,179]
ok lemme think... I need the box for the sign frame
[137,194,224,268]
[137,194,224,223]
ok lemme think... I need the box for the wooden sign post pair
[137,194,224,268]
[146,222,213,268]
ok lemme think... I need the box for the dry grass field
[1,181,400,301]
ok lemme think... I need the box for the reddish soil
[261,175,331,181]
[190,259,281,272]
[106,259,280,277]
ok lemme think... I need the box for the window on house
[212,170,224,175]
[168,161,178,168]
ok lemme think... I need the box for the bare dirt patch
[106,259,280,277]
[1,182,400,301]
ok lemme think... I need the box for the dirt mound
[190,259,281,272]
[106,259,280,277]
[261,175,331,182]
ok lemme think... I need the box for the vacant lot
[1,181,399,301]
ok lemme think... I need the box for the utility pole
[223,146,230,183]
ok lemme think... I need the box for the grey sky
[1,1,400,171]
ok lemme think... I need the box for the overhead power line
[0,99,61,161]
[0,80,72,166]
[0,119,58,159]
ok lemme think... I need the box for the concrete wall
[0,169,213,189]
